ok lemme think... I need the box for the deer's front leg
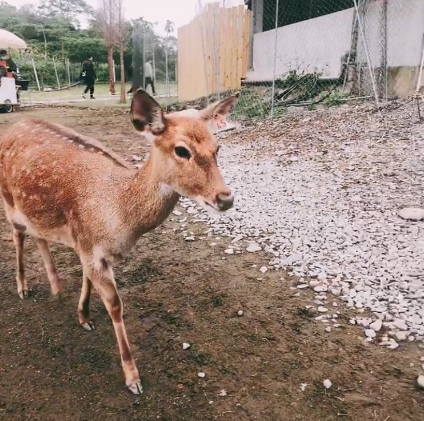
[78,270,95,331]
[84,259,142,395]
[13,229,28,299]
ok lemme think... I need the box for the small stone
[297,284,309,289]
[198,372,206,378]
[365,329,376,338]
[183,343,191,350]
[218,389,227,397]
[349,319,356,325]
[417,375,424,389]
[392,319,408,331]
[237,310,244,317]
[282,253,303,265]
[172,210,182,216]
[318,306,328,313]
[300,383,308,391]
[314,284,328,293]
[224,248,234,255]
[393,331,409,342]
[246,243,262,253]
[325,326,332,333]
[398,207,424,221]
[323,379,332,389]
[185,236,195,241]
[259,266,268,274]
[318,272,327,281]
[369,319,383,332]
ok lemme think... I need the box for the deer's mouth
[201,197,234,214]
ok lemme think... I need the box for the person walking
[81,55,97,99]
[144,60,155,96]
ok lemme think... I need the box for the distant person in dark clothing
[81,55,97,99]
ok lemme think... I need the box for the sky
[5,0,245,36]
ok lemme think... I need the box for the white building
[246,0,424,97]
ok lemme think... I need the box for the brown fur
[0,89,238,394]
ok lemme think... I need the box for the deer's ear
[199,93,239,122]
[131,89,167,135]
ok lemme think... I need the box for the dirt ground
[0,106,423,421]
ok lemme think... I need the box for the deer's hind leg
[36,239,63,299]
[12,228,28,299]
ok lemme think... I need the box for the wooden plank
[236,5,244,89]
[203,4,214,95]
[177,3,250,101]
[224,8,232,91]
[243,9,251,78]
[230,7,238,90]
[218,6,226,93]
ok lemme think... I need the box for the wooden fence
[177,3,251,102]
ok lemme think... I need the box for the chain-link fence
[132,23,178,99]
[176,0,422,120]
[12,53,82,91]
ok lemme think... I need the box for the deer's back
[0,118,134,249]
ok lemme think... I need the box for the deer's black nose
[216,193,234,211]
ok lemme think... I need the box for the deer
[0,89,238,395]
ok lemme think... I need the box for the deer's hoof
[127,380,143,395]
[54,291,65,302]
[18,290,29,300]
[81,321,96,332]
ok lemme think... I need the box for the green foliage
[0,1,178,88]
[322,91,347,107]
[38,0,92,18]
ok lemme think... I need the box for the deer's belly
[6,205,75,248]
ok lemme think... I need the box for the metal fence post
[270,0,279,119]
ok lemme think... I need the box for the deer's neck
[120,156,180,240]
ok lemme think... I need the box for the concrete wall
[248,8,354,81]
[248,0,424,96]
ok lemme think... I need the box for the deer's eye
[175,146,191,160]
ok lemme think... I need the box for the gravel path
[175,101,424,347]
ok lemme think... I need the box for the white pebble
[246,243,261,253]
[369,319,383,332]
[183,343,191,350]
[198,372,206,378]
[398,207,424,221]
[323,379,332,389]
[237,310,244,317]
[417,375,424,389]
[365,329,376,338]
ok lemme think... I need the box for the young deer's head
[131,90,238,212]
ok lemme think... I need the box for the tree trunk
[165,38,169,97]
[42,30,48,63]
[108,47,116,95]
[119,42,126,103]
